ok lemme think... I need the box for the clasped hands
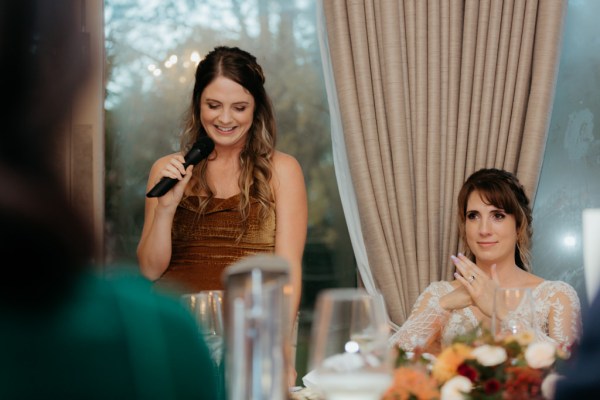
[439,253,500,318]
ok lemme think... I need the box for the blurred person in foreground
[0,1,218,398]
[554,291,600,399]
[388,168,582,355]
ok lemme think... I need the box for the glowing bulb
[563,235,576,247]
[190,51,201,63]
[344,340,359,353]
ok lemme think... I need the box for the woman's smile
[200,76,255,147]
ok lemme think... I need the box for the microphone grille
[194,136,215,153]
[185,136,215,165]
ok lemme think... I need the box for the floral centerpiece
[382,328,573,400]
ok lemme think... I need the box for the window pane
[532,0,600,313]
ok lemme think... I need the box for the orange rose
[432,343,473,383]
[383,366,440,400]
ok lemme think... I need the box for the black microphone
[146,136,215,198]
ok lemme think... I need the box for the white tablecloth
[289,387,322,400]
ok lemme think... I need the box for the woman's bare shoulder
[271,151,304,183]
[522,271,545,287]
[534,279,578,295]
[272,150,301,169]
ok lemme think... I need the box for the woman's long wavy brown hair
[457,168,533,271]
[179,46,276,241]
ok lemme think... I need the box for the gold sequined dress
[153,193,276,295]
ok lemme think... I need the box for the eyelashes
[493,212,507,221]
[465,211,507,221]
[206,104,248,112]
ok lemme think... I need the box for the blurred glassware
[492,287,535,340]
[180,290,225,367]
[223,254,291,400]
[181,290,225,398]
[583,208,600,304]
[307,288,393,400]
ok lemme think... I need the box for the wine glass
[307,288,393,400]
[180,290,225,366]
[492,287,534,340]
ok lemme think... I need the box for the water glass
[492,287,534,340]
[307,288,393,400]
[180,290,225,366]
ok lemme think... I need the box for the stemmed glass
[492,287,535,340]
[180,290,225,367]
[307,288,393,400]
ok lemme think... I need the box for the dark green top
[0,269,219,399]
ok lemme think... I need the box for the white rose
[525,342,556,369]
[441,375,472,400]
[541,372,563,400]
[471,344,507,367]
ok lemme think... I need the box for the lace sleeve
[535,281,582,351]
[387,283,451,351]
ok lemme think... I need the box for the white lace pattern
[388,280,582,353]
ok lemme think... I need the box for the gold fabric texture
[153,194,275,295]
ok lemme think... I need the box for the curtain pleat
[319,0,567,325]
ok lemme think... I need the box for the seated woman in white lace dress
[388,168,582,355]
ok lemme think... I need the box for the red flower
[503,366,544,400]
[484,378,501,395]
[457,362,478,381]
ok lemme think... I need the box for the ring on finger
[468,275,475,283]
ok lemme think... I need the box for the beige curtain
[319,0,567,325]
